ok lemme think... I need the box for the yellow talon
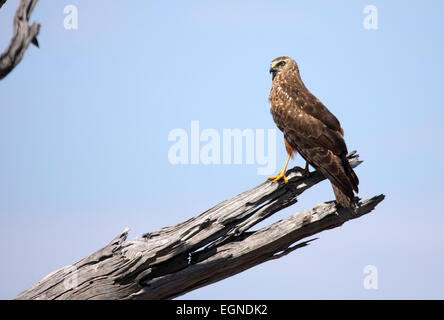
[268,153,291,183]
[268,171,288,183]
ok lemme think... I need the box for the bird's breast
[269,85,300,132]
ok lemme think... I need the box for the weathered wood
[15,152,384,300]
[0,0,40,79]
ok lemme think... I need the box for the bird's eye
[279,61,286,67]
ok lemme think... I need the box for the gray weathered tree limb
[15,152,384,300]
[0,0,40,80]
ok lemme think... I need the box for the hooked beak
[269,63,277,80]
[269,62,277,74]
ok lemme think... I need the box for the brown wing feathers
[285,133,357,202]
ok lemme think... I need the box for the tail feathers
[332,183,354,208]
[341,155,359,193]
[332,154,359,208]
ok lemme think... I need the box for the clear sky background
[1,0,443,299]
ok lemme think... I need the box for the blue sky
[1,0,443,299]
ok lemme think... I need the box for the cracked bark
[15,151,384,300]
[0,0,40,80]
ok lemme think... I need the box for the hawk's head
[269,56,297,80]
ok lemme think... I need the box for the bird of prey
[267,56,359,207]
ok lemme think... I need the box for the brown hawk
[268,56,359,207]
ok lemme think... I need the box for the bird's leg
[304,161,310,177]
[268,154,291,183]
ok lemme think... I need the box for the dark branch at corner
[0,0,40,80]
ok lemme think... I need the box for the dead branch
[15,151,384,300]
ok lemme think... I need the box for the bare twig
[0,0,40,79]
